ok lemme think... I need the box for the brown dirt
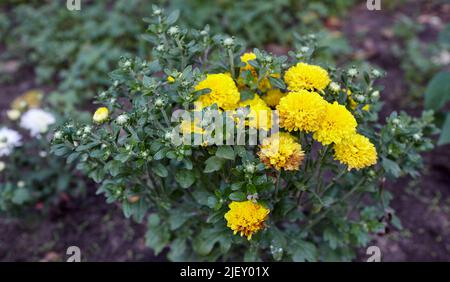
[344,0,450,261]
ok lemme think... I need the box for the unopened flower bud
[116,114,129,126]
[348,68,358,77]
[244,163,256,174]
[329,82,341,93]
[223,37,234,48]
[155,98,165,107]
[371,91,380,100]
[167,26,179,36]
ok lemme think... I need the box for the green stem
[228,49,235,78]
[275,170,281,201]
[305,177,366,231]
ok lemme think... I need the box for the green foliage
[425,71,450,145]
[0,115,85,216]
[160,0,356,47]
[391,15,449,104]
[1,1,152,110]
[51,10,437,261]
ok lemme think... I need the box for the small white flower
[20,109,56,137]
[17,181,25,188]
[329,82,341,93]
[123,60,131,68]
[200,30,208,36]
[413,133,422,141]
[0,127,22,157]
[7,109,21,121]
[0,161,5,172]
[39,151,48,158]
[392,118,400,125]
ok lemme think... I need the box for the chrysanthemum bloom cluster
[224,200,270,240]
[258,132,305,171]
[284,62,331,92]
[194,73,240,110]
[276,63,377,170]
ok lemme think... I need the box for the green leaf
[424,72,450,111]
[106,160,121,177]
[323,228,339,250]
[216,146,235,160]
[12,187,30,205]
[268,76,286,90]
[152,163,169,178]
[175,169,196,188]
[382,157,401,178]
[169,211,191,230]
[438,113,450,146]
[291,239,317,262]
[145,223,170,255]
[229,191,246,201]
[166,10,180,25]
[203,156,224,173]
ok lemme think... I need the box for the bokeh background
[0,0,449,261]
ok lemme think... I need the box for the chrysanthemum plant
[0,91,85,215]
[52,8,437,261]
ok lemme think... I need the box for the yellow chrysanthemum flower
[238,95,272,130]
[93,107,109,123]
[284,62,331,92]
[224,200,270,240]
[180,119,204,135]
[314,102,358,145]
[167,76,175,83]
[258,132,305,171]
[334,133,377,170]
[194,73,240,110]
[277,90,327,132]
[11,89,43,111]
[262,89,286,108]
[240,52,257,71]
